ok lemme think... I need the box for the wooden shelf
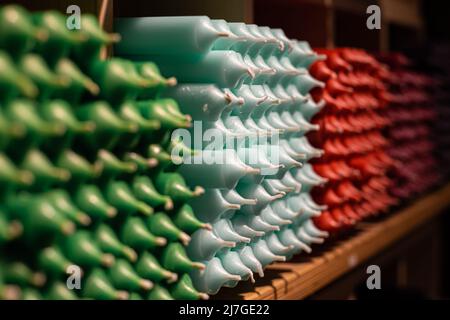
[214,183,450,300]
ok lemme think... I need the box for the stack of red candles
[307,48,397,233]
[377,53,441,200]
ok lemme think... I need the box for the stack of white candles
[115,16,329,295]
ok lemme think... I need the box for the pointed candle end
[164,199,174,211]
[32,272,46,287]
[124,247,138,263]
[226,203,241,210]
[106,32,121,43]
[78,212,92,226]
[257,269,265,278]
[193,186,205,196]
[247,68,256,79]
[256,95,269,106]
[101,254,115,267]
[166,77,177,87]
[107,207,118,218]
[8,221,23,239]
[140,279,154,291]
[230,275,242,282]
[193,262,206,271]
[166,272,178,284]
[179,233,191,246]
[147,158,159,168]
[61,222,75,235]
[202,223,213,231]
[156,237,168,247]
[117,291,129,300]
[199,293,210,300]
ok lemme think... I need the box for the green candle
[61,230,115,268]
[132,175,173,211]
[21,149,70,188]
[94,224,137,262]
[137,99,190,129]
[75,101,137,151]
[3,262,46,287]
[37,246,74,276]
[32,10,82,67]
[0,5,45,57]
[21,288,43,300]
[54,58,99,103]
[104,180,153,216]
[170,274,208,300]
[5,100,64,156]
[88,58,149,104]
[0,214,22,245]
[73,14,121,63]
[21,288,42,300]
[155,172,204,202]
[8,194,75,236]
[45,281,78,300]
[108,259,153,292]
[74,184,117,220]
[147,144,175,169]
[136,251,177,284]
[95,150,137,178]
[148,284,174,300]
[46,190,91,226]
[147,212,190,245]
[0,153,33,188]
[83,269,128,300]
[0,52,38,102]
[161,242,205,274]
[135,61,177,98]
[56,150,98,182]
[18,53,68,100]
[172,204,211,234]
[120,217,167,251]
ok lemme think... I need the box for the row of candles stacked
[308,48,397,233]
[0,5,210,300]
[377,53,441,199]
[115,16,329,295]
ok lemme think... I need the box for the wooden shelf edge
[216,183,450,300]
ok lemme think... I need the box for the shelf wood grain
[214,183,450,300]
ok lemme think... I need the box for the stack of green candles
[116,16,329,295]
[0,5,210,300]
